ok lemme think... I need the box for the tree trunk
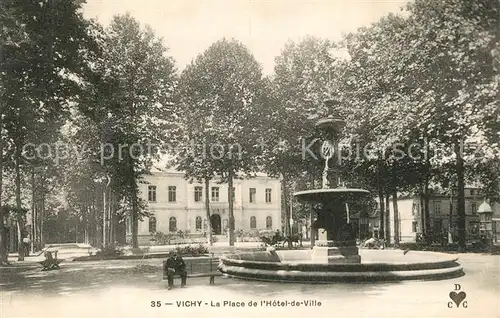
[377,162,385,240]
[455,141,466,252]
[448,188,453,244]
[419,191,425,241]
[282,172,292,248]
[392,188,400,246]
[228,169,235,246]
[40,176,45,248]
[309,205,315,248]
[131,193,139,248]
[31,169,35,254]
[384,192,390,244]
[378,188,385,240]
[423,178,431,243]
[0,109,7,265]
[15,147,24,261]
[205,178,212,246]
[103,186,107,249]
[128,161,139,248]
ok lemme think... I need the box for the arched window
[250,216,257,229]
[169,217,177,232]
[266,216,272,230]
[149,216,157,233]
[195,216,202,230]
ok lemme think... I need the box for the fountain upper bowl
[294,188,370,203]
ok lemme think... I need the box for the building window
[149,216,157,233]
[148,185,156,202]
[266,216,272,229]
[168,186,176,202]
[194,186,203,202]
[470,189,475,196]
[250,216,257,229]
[433,201,441,215]
[211,187,219,202]
[249,188,256,203]
[433,219,442,233]
[195,216,202,230]
[169,217,177,232]
[265,188,272,203]
[471,202,477,215]
[412,221,417,233]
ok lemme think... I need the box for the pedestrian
[164,251,187,289]
[22,236,30,256]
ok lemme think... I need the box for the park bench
[39,251,63,271]
[164,271,223,285]
[162,254,222,285]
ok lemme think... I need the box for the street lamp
[477,200,493,251]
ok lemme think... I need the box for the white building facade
[126,170,282,245]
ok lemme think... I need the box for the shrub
[96,245,123,257]
[235,229,245,238]
[154,232,173,245]
[174,244,209,256]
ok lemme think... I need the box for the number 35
[151,301,161,307]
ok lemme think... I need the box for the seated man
[165,251,187,289]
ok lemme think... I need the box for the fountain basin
[218,249,464,283]
[294,188,370,203]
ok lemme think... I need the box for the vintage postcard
[1,0,499,317]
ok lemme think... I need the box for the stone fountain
[217,100,463,283]
[294,105,369,264]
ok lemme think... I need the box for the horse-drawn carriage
[261,231,303,248]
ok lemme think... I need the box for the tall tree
[1,0,96,260]
[175,38,264,246]
[78,14,177,248]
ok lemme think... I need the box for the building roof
[150,155,274,179]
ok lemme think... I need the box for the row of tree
[1,0,498,264]
[171,0,500,249]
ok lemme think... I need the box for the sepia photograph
[1,0,499,317]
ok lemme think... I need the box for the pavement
[1,253,499,318]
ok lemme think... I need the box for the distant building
[126,169,282,245]
[387,187,500,244]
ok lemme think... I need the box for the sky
[83,0,409,75]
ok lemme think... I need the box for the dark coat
[165,255,186,272]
